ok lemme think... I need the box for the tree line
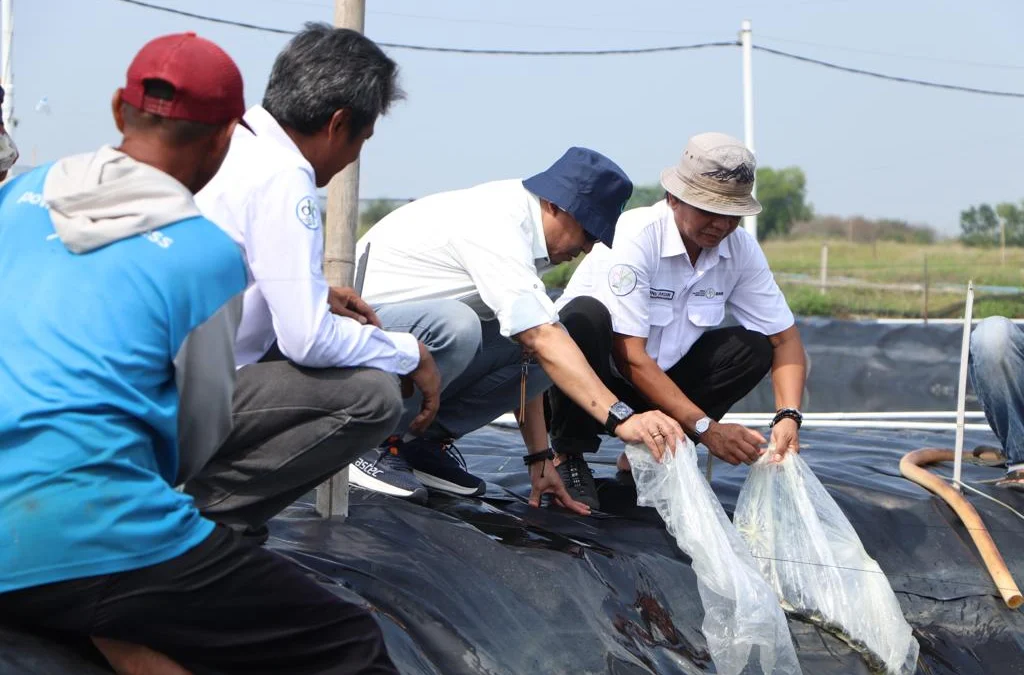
[357,166,935,244]
[960,202,1024,247]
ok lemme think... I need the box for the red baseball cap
[121,32,246,126]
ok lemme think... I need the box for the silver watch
[694,416,713,436]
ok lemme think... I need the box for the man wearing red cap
[0,33,397,675]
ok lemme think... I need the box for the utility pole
[1000,216,1006,266]
[315,0,365,520]
[1,0,13,129]
[740,19,756,241]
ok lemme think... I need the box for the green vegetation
[755,166,813,239]
[753,239,1023,319]
[762,239,1024,288]
[358,171,1024,319]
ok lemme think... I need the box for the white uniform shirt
[358,180,559,337]
[196,105,420,373]
[557,200,794,370]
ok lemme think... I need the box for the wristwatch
[604,401,635,435]
[694,416,713,437]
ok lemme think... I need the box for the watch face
[609,401,634,421]
[695,417,711,434]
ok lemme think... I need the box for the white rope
[954,479,1024,524]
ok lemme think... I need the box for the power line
[752,45,1024,99]
[114,0,1024,97]
[758,33,1024,72]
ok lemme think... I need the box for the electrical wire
[752,44,1024,99]
[113,0,1024,98]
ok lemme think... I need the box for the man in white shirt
[350,148,685,513]
[187,23,442,529]
[551,132,807,508]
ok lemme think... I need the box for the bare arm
[515,323,684,459]
[767,325,807,460]
[517,323,617,423]
[516,394,590,515]
[613,335,704,432]
[516,395,549,453]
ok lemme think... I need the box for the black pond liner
[4,319,1024,674]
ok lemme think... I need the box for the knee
[558,296,611,336]
[433,300,483,355]
[742,329,774,376]
[972,316,1016,357]
[345,369,403,431]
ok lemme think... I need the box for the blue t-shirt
[0,165,247,592]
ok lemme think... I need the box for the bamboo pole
[900,448,1022,609]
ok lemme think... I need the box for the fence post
[923,253,929,323]
[819,243,828,295]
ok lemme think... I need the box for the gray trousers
[184,361,403,531]
[374,299,552,441]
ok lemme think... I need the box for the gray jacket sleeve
[173,294,243,485]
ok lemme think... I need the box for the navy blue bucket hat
[522,147,633,248]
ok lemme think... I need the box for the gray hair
[263,23,403,138]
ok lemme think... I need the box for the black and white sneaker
[403,439,486,497]
[555,453,599,510]
[350,440,428,504]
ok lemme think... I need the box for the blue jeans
[375,300,551,441]
[969,316,1024,472]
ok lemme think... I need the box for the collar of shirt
[525,190,551,269]
[655,200,733,273]
[242,105,315,177]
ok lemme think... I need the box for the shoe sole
[350,466,428,503]
[413,470,485,497]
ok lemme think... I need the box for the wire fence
[764,240,1024,320]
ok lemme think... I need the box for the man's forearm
[616,353,705,433]
[769,326,807,409]
[517,324,618,424]
[517,395,550,453]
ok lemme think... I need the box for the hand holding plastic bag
[626,440,802,675]
[735,451,919,675]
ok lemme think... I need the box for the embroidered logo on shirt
[650,288,675,300]
[608,264,638,296]
[296,196,321,230]
[692,287,724,299]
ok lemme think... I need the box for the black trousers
[0,525,397,675]
[549,296,773,454]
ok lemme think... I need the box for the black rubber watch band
[523,448,554,466]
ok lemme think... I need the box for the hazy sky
[11,0,1024,234]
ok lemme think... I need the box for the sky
[10,0,1024,235]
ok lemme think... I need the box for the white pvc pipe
[1,0,12,128]
[953,281,975,492]
[722,419,990,432]
[740,18,756,241]
[489,412,989,432]
[744,411,985,420]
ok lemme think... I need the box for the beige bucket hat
[659,132,762,217]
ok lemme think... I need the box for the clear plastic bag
[626,441,802,675]
[734,452,919,675]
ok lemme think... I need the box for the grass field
[763,239,1024,319]
[543,239,1024,319]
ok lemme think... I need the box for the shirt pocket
[687,300,725,327]
[649,302,674,327]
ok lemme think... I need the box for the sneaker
[403,439,486,497]
[350,439,428,504]
[555,453,600,510]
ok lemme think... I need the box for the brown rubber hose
[900,448,1022,609]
